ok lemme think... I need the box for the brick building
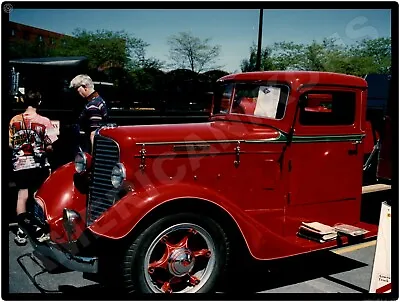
[8,21,69,46]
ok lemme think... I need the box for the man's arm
[100,100,108,122]
[9,118,15,149]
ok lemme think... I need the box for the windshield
[213,82,290,120]
[212,83,234,115]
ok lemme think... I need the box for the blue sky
[10,9,391,73]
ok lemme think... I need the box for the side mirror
[303,93,333,113]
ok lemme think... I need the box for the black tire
[122,212,229,293]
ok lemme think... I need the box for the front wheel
[122,213,229,293]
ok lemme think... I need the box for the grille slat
[92,174,112,181]
[93,166,113,174]
[95,148,118,154]
[88,207,105,216]
[90,201,113,211]
[87,136,120,225]
[89,186,115,193]
[91,193,116,201]
[97,143,117,149]
[96,153,120,160]
[92,179,114,186]
[93,171,111,178]
[94,158,119,165]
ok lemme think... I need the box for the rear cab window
[299,90,356,126]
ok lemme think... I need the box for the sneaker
[14,228,28,246]
[35,226,50,243]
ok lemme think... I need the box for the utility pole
[255,8,263,71]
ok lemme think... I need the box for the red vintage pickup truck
[28,71,381,293]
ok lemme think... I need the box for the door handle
[349,140,361,155]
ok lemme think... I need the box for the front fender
[88,183,273,258]
[35,162,88,243]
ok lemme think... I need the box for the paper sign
[369,202,391,293]
[254,86,281,118]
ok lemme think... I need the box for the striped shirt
[79,92,108,134]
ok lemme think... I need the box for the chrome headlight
[63,208,81,241]
[111,163,126,188]
[74,152,87,173]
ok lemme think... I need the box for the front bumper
[28,236,99,274]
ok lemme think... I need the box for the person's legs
[16,188,29,215]
[14,170,30,245]
[29,168,51,241]
[14,168,51,244]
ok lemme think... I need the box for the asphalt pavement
[7,225,378,296]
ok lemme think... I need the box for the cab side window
[299,91,356,126]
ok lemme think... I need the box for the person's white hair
[69,74,94,89]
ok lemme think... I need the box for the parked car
[375,74,392,183]
[27,71,381,293]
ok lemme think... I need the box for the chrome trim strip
[136,139,248,146]
[245,132,287,143]
[136,135,285,146]
[135,132,364,146]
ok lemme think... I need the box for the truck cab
[29,71,378,294]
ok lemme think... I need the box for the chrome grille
[87,135,120,226]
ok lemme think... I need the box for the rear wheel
[122,213,229,293]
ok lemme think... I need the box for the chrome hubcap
[168,248,195,277]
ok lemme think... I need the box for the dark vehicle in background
[363,74,392,184]
[373,75,392,183]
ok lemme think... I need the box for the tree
[240,37,391,76]
[348,38,391,74]
[303,41,325,71]
[240,43,275,72]
[167,32,222,73]
[9,38,52,59]
[49,29,142,70]
[130,39,165,70]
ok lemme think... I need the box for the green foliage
[9,39,52,59]
[50,29,143,70]
[9,28,164,74]
[130,67,166,93]
[240,43,275,71]
[167,31,222,73]
[241,37,391,76]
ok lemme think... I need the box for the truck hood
[99,121,285,149]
